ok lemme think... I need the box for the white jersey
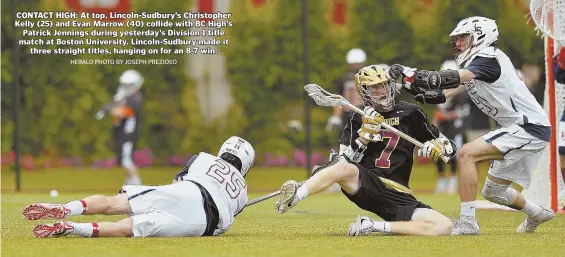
[180,152,248,235]
[463,47,550,128]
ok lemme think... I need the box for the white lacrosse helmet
[115,70,144,101]
[218,136,255,177]
[449,16,499,65]
[346,48,367,64]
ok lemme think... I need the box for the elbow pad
[343,139,368,163]
[409,70,460,90]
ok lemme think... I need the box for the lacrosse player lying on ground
[275,65,457,236]
[386,16,555,235]
[22,136,254,238]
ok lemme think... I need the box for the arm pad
[409,70,460,90]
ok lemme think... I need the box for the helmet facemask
[450,34,474,64]
[359,81,395,112]
[355,65,396,112]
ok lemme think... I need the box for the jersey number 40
[206,159,247,199]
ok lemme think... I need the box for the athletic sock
[521,199,543,218]
[65,200,87,216]
[460,201,476,218]
[436,178,446,193]
[372,221,391,233]
[291,186,309,205]
[70,222,99,237]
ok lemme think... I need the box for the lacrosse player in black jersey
[274,65,457,236]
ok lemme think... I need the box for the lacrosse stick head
[304,84,350,108]
[529,0,565,42]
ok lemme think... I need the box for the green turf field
[2,164,564,257]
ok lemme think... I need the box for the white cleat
[517,207,555,233]
[33,221,74,238]
[22,203,70,220]
[348,215,374,236]
[451,215,480,235]
[274,180,299,214]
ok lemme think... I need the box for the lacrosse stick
[304,83,450,163]
[528,0,565,44]
[245,150,341,207]
[245,181,306,207]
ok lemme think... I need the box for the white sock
[460,201,476,218]
[69,222,99,237]
[521,199,543,217]
[372,221,391,233]
[448,176,457,185]
[290,186,309,205]
[447,176,458,193]
[65,200,87,216]
[436,178,447,192]
[126,175,142,185]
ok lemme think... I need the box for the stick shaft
[245,181,306,207]
[345,100,450,163]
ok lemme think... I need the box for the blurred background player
[110,70,144,185]
[23,136,254,238]
[555,46,565,212]
[325,48,366,192]
[326,48,366,133]
[432,60,470,195]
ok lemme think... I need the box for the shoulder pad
[465,47,497,67]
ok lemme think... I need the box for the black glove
[387,64,406,82]
[414,89,446,104]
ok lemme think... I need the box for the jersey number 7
[206,159,247,199]
[375,130,400,168]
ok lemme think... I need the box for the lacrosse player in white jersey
[22,136,254,238]
[386,16,555,235]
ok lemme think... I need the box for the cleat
[348,215,374,236]
[451,215,480,235]
[274,180,299,214]
[22,203,70,220]
[517,207,555,233]
[33,221,74,238]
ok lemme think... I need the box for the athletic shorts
[121,181,219,237]
[483,123,551,188]
[341,163,431,222]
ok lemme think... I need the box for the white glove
[95,110,105,120]
[418,137,455,161]
[325,116,343,132]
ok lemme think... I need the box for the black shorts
[341,163,431,221]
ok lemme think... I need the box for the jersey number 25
[206,159,247,199]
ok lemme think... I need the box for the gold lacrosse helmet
[354,65,396,112]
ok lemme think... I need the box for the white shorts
[482,124,550,188]
[122,182,207,237]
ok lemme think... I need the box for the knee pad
[481,178,518,206]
